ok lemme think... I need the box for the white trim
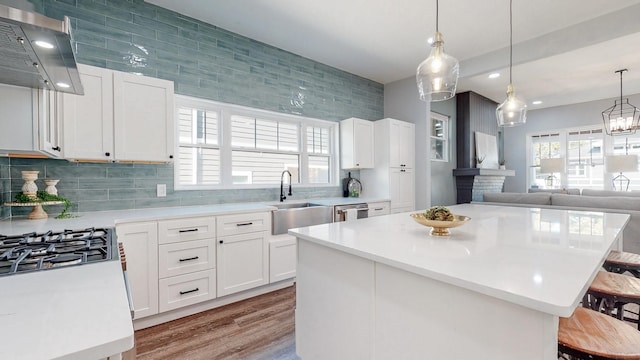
[430,111,449,162]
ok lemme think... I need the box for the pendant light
[602,69,639,136]
[416,0,459,102]
[496,0,527,127]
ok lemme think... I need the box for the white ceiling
[146,0,640,109]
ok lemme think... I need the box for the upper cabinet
[389,119,415,169]
[0,84,63,158]
[63,65,174,162]
[340,117,374,169]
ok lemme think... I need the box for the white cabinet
[116,221,159,319]
[367,201,390,217]
[269,234,297,283]
[340,117,374,169]
[157,216,217,312]
[389,168,415,213]
[361,118,415,213]
[0,84,63,158]
[63,64,174,162]
[389,120,415,169]
[217,212,270,297]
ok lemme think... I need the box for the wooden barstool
[604,250,640,278]
[558,307,640,359]
[583,271,640,330]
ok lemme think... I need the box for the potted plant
[499,159,506,170]
[476,155,485,168]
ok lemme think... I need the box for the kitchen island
[290,204,630,359]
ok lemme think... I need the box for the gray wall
[503,92,640,192]
[0,157,9,219]
[2,0,384,217]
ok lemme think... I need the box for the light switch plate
[157,184,166,197]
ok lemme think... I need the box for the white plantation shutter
[174,96,337,189]
[306,126,331,183]
[177,106,221,186]
[231,115,301,185]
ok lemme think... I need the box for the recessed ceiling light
[56,82,70,88]
[532,100,543,105]
[33,40,54,49]
[488,73,500,79]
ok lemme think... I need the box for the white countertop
[0,203,278,235]
[289,203,630,317]
[305,197,389,206]
[0,260,134,360]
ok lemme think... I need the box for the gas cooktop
[0,227,117,276]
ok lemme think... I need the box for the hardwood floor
[134,286,299,360]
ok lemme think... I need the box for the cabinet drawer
[368,202,390,217]
[158,269,216,312]
[158,216,216,244]
[158,239,215,278]
[217,212,270,237]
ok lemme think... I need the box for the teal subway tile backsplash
[2,0,379,218]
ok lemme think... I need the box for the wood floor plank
[135,285,299,360]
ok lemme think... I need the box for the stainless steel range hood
[0,4,83,94]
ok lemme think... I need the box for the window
[430,112,449,161]
[177,100,221,187]
[528,125,640,191]
[530,132,561,188]
[174,95,338,190]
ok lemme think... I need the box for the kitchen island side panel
[296,240,375,360]
[296,239,557,359]
[374,263,557,359]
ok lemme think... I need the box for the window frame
[430,111,449,162]
[174,95,339,190]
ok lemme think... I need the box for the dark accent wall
[455,91,500,168]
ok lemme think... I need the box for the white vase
[21,170,39,200]
[44,179,60,196]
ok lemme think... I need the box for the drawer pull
[179,288,199,295]
[236,222,253,226]
[178,228,199,233]
[374,208,383,211]
[179,256,199,262]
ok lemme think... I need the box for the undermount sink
[272,202,333,235]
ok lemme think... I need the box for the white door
[400,122,415,169]
[353,119,374,168]
[113,72,174,162]
[390,168,415,211]
[116,222,159,319]
[62,65,114,161]
[217,231,268,296]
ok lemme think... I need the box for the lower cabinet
[217,231,269,297]
[116,221,159,319]
[158,269,216,312]
[269,234,297,283]
[117,210,276,321]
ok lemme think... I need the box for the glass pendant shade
[416,32,459,102]
[496,84,527,126]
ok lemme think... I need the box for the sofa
[481,190,640,254]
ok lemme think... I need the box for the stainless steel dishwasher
[334,203,369,222]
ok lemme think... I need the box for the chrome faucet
[280,170,292,202]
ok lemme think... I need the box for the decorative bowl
[410,212,471,236]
